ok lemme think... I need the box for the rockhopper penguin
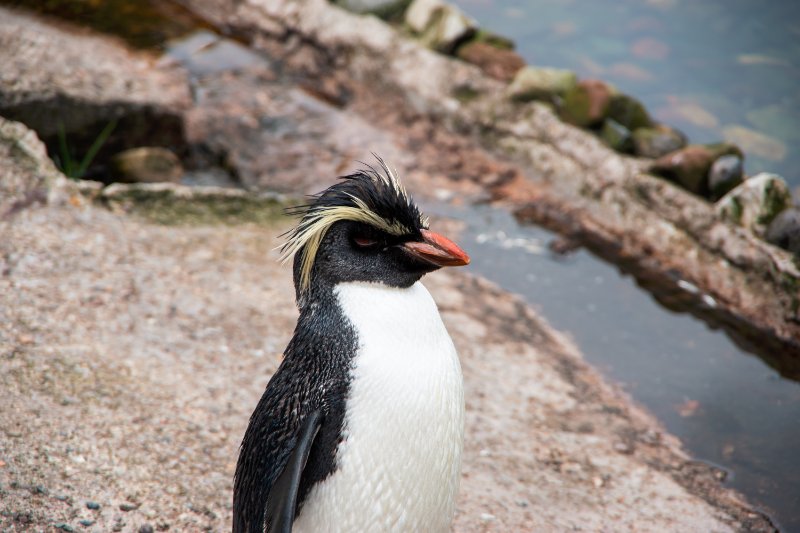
[233,160,470,533]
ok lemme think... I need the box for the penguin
[233,159,470,533]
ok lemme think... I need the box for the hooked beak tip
[401,229,470,268]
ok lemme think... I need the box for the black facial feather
[280,158,429,298]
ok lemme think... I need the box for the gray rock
[86,501,101,510]
[765,207,800,255]
[600,119,633,153]
[456,41,524,82]
[0,117,62,216]
[111,147,183,184]
[716,172,792,236]
[507,67,578,103]
[405,0,477,53]
[708,155,744,200]
[632,124,687,158]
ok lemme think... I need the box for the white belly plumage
[293,281,464,533]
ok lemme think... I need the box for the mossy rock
[608,93,651,131]
[651,142,742,197]
[470,29,515,50]
[631,124,686,158]
[100,182,289,226]
[600,119,634,153]
[716,172,792,236]
[559,79,614,127]
[508,67,578,103]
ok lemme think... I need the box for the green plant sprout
[56,119,117,179]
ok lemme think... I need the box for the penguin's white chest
[293,281,464,533]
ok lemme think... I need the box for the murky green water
[452,0,800,194]
[434,203,800,531]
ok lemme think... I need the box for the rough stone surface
[456,41,525,82]
[716,172,792,236]
[0,117,62,216]
[506,66,578,103]
[765,207,800,256]
[405,0,477,53]
[0,197,763,532]
[708,154,744,201]
[632,124,687,158]
[0,7,190,140]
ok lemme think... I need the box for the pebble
[138,524,155,533]
[86,501,101,510]
[79,519,95,527]
[120,502,140,512]
[55,524,74,532]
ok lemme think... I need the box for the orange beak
[401,229,470,267]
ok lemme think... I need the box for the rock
[560,79,613,127]
[470,29,515,51]
[334,0,411,19]
[651,143,742,196]
[765,208,800,256]
[716,173,792,236]
[119,502,140,512]
[79,520,95,527]
[456,41,525,82]
[600,119,633,153]
[405,0,477,53]
[608,92,652,131]
[0,8,189,167]
[111,147,184,184]
[55,524,74,532]
[507,67,577,103]
[138,524,155,533]
[631,124,687,158]
[86,501,101,510]
[0,117,62,216]
[708,155,744,200]
[722,124,787,162]
[98,182,286,225]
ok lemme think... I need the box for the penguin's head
[282,159,469,304]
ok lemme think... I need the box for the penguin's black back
[233,284,357,533]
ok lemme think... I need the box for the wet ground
[453,0,800,193]
[433,202,800,531]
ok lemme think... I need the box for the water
[452,0,800,193]
[435,203,800,531]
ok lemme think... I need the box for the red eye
[353,235,378,248]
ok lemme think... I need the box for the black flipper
[265,410,323,533]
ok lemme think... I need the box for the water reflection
[433,203,800,531]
